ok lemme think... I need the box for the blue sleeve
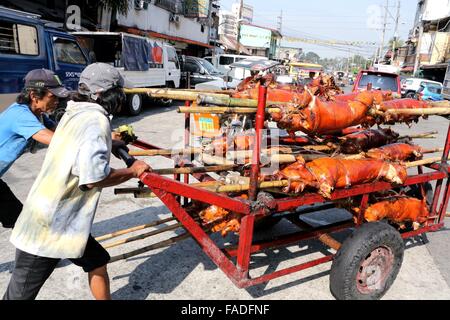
[42,114,57,130]
[12,107,46,140]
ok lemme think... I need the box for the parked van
[73,31,181,115]
[0,6,89,112]
[205,54,268,74]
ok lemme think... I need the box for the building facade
[404,0,450,81]
[0,0,215,57]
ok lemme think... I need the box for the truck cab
[0,6,88,112]
[353,70,401,97]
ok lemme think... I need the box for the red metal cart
[116,86,450,300]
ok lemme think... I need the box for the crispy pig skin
[364,197,429,224]
[274,157,407,198]
[365,143,423,161]
[271,91,377,136]
[379,99,430,124]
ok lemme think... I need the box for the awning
[218,35,252,55]
[420,63,449,70]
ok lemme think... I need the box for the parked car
[0,6,89,113]
[73,31,181,115]
[417,82,444,101]
[401,77,443,98]
[195,58,281,91]
[353,70,401,97]
[181,56,223,88]
[205,54,268,74]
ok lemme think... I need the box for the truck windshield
[198,59,221,75]
[358,74,398,91]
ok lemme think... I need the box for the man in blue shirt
[0,69,69,228]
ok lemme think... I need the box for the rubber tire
[405,92,416,99]
[330,222,404,300]
[127,93,143,116]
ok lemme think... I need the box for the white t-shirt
[11,101,112,259]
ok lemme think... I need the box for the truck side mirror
[199,68,206,75]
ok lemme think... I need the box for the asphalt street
[1,90,450,300]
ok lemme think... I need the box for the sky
[218,0,418,59]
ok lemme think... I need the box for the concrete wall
[117,3,209,45]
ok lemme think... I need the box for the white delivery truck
[73,31,181,115]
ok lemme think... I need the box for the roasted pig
[364,197,429,224]
[338,129,400,154]
[365,143,423,162]
[274,156,407,198]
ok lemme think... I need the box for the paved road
[1,95,450,300]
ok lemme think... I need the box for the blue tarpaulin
[122,36,150,71]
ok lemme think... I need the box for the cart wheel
[330,222,404,300]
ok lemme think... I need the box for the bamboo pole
[386,108,450,116]
[200,154,235,165]
[427,101,450,108]
[421,147,444,154]
[102,222,183,249]
[197,95,287,108]
[129,147,202,157]
[404,157,442,168]
[108,233,191,263]
[124,88,229,101]
[152,165,238,175]
[95,217,177,242]
[398,131,438,140]
[178,106,281,114]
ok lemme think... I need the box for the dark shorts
[3,235,110,300]
[0,179,23,228]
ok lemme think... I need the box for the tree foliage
[100,0,129,15]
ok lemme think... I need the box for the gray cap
[24,69,70,98]
[78,63,124,97]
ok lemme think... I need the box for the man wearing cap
[3,63,150,300]
[0,69,70,229]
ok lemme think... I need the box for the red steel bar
[249,85,267,201]
[225,221,354,257]
[150,186,245,287]
[236,215,256,276]
[240,255,334,288]
[356,194,369,226]
[140,172,251,214]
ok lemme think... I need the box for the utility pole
[378,0,389,64]
[413,0,426,76]
[391,0,401,65]
[277,10,283,59]
[236,0,243,54]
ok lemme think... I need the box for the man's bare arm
[32,128,54,145]
[84,160,150,190]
